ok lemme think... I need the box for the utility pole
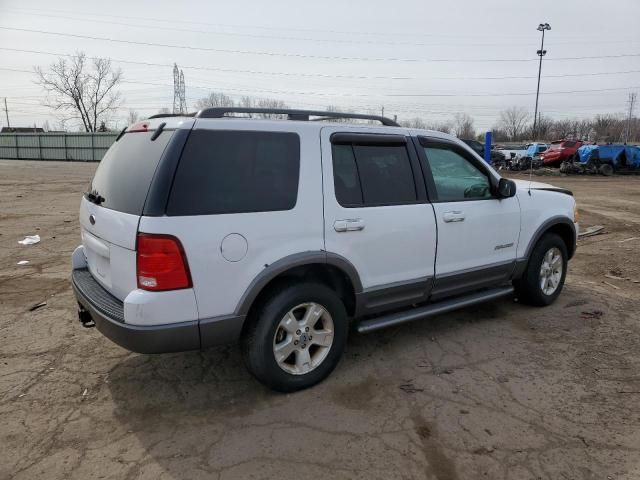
[625,92,636,144]
[533,23,551,139]
[3,98,10,128]
[381,106,384,117]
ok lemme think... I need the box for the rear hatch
[79,123,176,301]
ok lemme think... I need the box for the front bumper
[71,268,200,354]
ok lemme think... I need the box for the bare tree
[452,113,475,139]
[35,52,122,132]
[254,97,289,119]
[498,107,530,141]
[425,121,452,134]
[157,107,171,115]
[401,117,427,129]
[194,92,235,110]
[127,109,140,125]
[531,113,553,139]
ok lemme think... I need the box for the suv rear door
[80,120,188,300]
[321,127,437,314]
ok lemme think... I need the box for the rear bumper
[71,268,243,353]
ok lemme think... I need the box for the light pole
[533,22,551,139]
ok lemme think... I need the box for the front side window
[422,145,492,201]
[167,130,300,215]
[332,143,416,207]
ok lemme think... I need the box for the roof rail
[147,112,196,119]
[194,108,400,127]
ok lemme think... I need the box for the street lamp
[533,22,551,139]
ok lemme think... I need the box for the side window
[332,144,363,206]
[167,130,300,215]
[422,145,492,201]
[331,142,417,207]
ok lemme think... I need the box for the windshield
[89,131,172,215]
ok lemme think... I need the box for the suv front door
[416,137,520,300]
[321,127,437,315]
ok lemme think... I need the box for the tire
[241,282,348,392]
[599,163,614,176]
[514,233,568,306]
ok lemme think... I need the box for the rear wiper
[85,191,105,205]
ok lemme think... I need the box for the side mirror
[497,178,517,198]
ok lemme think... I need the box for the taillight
[136,234,191,291]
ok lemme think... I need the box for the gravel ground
[1,160,639,480]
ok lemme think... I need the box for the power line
[6,5,638,43]
[5,8,638,48]
[4,27,640,64]
[3,49,640,85]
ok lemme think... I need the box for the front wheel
[515,233,568,306]
[241,283,348,392]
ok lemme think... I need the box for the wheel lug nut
[294,340,299,345]
[296,329,301,335]
[302,344,306,349]
[309,335,312,340]
[305,327,309,332]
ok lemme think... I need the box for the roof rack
[194,108,400,127]
[147,112,196,119]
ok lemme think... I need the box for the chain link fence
[0,133,117,161]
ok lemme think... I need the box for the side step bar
[357,286,514,333]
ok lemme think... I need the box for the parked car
[540,140,584,167]
[72,108,578,392]
[460,139,506,165]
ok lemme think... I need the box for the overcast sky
[1,0,639,131]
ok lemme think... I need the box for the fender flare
[234,251,363,316]
[514,216,576,277]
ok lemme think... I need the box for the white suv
[72,108,578,392]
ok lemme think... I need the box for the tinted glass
[332,144,363,206]
[352,145,416,205]
[423,146,491,201]
[563,141,576,147]
[90,131,172,215]
[167,130,300,215]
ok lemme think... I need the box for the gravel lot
[1,160,639,480]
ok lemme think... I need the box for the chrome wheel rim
[272,302,334,375]
[539,247,563,296]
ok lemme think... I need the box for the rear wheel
[241,283,348,392]
[599,163,614,176]
[515,233,568,306]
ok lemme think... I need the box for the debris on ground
[16,260,29,265]
[618,237,638,243]
[18,234,41,245]
[399,383,424,393]
[604,274,625,281]
[578,225,605,239]
[28,301,47,312]
[602,281,620,290]
[581,310,604,319]
[496,375,509,383]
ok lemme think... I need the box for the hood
[512,179,573,196]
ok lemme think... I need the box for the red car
[540,140,584,167]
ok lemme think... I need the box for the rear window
[89,131,172,215]
[167,130,300,216]
[332,142,417,207]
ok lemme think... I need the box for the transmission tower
[173,63,187,114]
[625,92,636,144]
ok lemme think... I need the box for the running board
[357,286,514,333]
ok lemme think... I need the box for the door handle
[334,218,365,232]
[443,211,465,223]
